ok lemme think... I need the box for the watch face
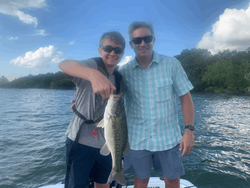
[185,125,194,131]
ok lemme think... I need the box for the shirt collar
[132,51,159,69]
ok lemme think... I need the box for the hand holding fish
[89,70,116,99]
[59,60,116,99]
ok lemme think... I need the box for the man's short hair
[99,31,126,50]
[128,21,155,40]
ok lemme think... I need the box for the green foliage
[50,79,75,89]
[175,47,250,94]
[1,71,75,89]
[174,48,213,91]
[202,59,250,93]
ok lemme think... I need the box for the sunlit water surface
[0,88,249,188]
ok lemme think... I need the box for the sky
[0,0,250,81]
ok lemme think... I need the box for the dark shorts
[123,144,184,180]
[66,137,112,188]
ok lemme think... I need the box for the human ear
[153,37,156,44]
[129,41,133,49]
[98,48,102,55]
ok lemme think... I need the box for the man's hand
[179,129,194,156]
[90,70,116,99]
[59,60,116,99]
[70,93,76,112]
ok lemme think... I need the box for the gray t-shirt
[65,58,116,149]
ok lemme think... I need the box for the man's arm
[59,60,116,99]
[179,92,195,156]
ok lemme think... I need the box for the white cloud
[10,45,63,68]
[118,56,133,66]
[197,3,250,54]
[69,40,75,45]
[0,0,47,26]
[8,36,19,40]
[33,30,47,36]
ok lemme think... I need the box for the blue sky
[0,0,250,81]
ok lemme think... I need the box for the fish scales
[97,94,130,185]
[108,106,127,171]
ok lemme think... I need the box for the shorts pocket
[156,79,173,102]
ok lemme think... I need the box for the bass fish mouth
[109,93,123,104]
[110,93,123,99]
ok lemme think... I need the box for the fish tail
[108,170,126,186]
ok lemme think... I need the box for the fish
[97,93,130,185]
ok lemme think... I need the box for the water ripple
[1,89,250,188]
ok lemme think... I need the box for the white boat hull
[39,177,196,188]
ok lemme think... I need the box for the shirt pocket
[156,79,173,102]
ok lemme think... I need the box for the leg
[94,182,110,188]
[66,138,95,188]
[153,145,184,188]
[123,149,152,187]
[134,175,149,188]
[90,148,112,186]
[163,175,180,188]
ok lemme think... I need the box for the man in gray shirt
[59,31,125,188]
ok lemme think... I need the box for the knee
[94,182,110,188]
[135,182,148,188]
[163,176,180,188]
[134,175,149,188]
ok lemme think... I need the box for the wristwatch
[185,125,195,131]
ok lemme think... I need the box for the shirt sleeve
[172,58,194,96]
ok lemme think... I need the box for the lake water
[0,88,250,188]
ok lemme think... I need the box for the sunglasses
[131,35,154,45]
[101,46,124,54]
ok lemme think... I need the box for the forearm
[58,59,99,82]
[179,92,194,127]
[179,92,195,156]
[59,60,116,99]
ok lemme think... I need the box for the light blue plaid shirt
[118,51,194,151]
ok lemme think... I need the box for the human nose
[110,49,116,55]
[140,39,146,46]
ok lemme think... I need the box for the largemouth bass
[97,93,130,185]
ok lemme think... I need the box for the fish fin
[96,119,105,128]
[100,143,111,156]
[108,170,126,185]
[123,141,130,155]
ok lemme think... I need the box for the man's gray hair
[128,21,155,40]
[99,31,125,50]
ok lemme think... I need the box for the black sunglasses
[131,35,154,45]
[100,46,124,54]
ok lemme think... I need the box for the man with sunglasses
[118,21,195,188]
[59,31,125,188]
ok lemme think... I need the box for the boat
[39,177,197,188]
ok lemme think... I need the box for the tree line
[1,72,75,89]
[1,47,250,93]
[175,47,250,94]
